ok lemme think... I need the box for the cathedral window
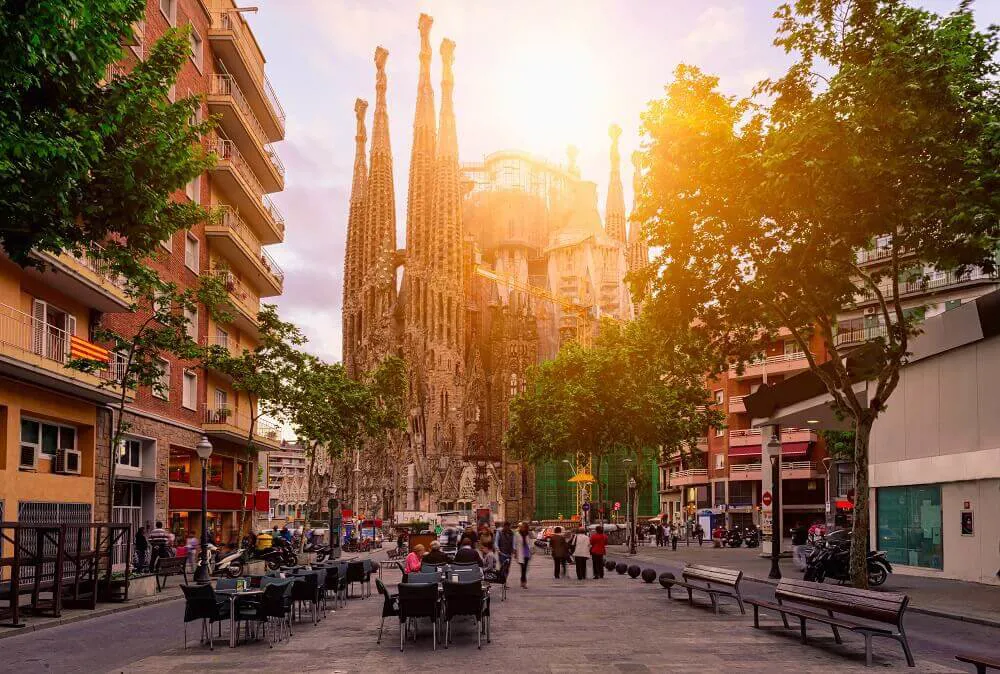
[509,373,517,396]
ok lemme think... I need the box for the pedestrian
[792,522,809,571]
[454,537,484,566]
[186,530,199,570]
[670,523,679,551]
[480,536,498,577]
[149,521,170,571]
[496,521,514,566]
[549,526,569,578]
[512,521,535,588]
[464,526,479,546]
[134,527,149,572]
[695,522,704,546]
[404,543,426,575]
[589,525,608,579]
[571,527,591,580]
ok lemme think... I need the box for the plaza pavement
[109,556,963,673]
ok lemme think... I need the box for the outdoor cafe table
[215,588,263,647]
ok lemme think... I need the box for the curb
[0,592,183,641]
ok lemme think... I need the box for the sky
[245,0,999,364]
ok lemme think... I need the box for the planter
[127,574,157,599]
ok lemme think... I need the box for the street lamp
[628,476,638,555]
[623,458,634,547]
[768,451,782,580]
[821,457,834,529]
[193,435,213,583]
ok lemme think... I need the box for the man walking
[550,526,569,578]
[148,521,171,571]
[792,522,809,571]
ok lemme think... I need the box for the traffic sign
[762,491,772,507]
[613,501,621,511]
[582,503,591,512]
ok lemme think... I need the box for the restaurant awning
[728,441,810,457]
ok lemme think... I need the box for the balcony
[207,74,284,192]
[834,321,889,348]
[27,244,130,312]
[729,351,812,380]
[728,461,823,481]
[209,138,284,244]
[202,405,282,449]
[852,267,998,307]
[855,244,915,266]
[205,206,284,296]
[0,303,125,403]
[728,427,818,448]
[728,395,747,414]
[208,11,285,141]
[214,270,260,338]
[666,468,708,487]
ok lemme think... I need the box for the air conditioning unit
[19,445,38,470]
[863,307,876,316]
[55,448,82,475]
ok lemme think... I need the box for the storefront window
[169,450,191,483]
[208,455,224,488]
[877,484,942,570]
[235,461,245,492]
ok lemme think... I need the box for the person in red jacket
[589,525,608,579]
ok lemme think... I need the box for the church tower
[360,46,398,370]
[342,98,368,378]
[605,124,627,244]
[627,150,649,310]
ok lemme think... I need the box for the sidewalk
[0,584,184,640]
[616,542,1000,627]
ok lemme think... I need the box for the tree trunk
[850,416,874,589]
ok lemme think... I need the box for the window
[184,233,200,272]
[118,438,142,470]
[877,484,942,570]
[129,20,145,58]
[20,418,76,466]
[159,0,176,25]
[189,26,203,70]
[159,235,172,252]
[713,390,725,436]
[784,340,798,355]
[182,370,197,410]
[235,461,245,491]
[215,326,229,350]
[208,455,224,488]
[184,306,198,341]
[30,299,75,362]
[168,450,191,483]
[153,290,169,315]
[185,176,200,203]
[154,358,170,400]
[714,454,725,470]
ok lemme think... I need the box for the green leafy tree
[506,317,721,520]
[204,304,309,533]
[1,0,214,272]
[70,273,230,521]
[635,1,999,586]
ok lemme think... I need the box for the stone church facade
[339,14,647,523]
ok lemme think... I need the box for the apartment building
[660,332,831,534]
[263,442,309,528]
[98,0,286,546]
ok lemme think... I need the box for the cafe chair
[375,579,399,645]
[443,579,489,649]
[397,582,441,652]
[181,584,230,650]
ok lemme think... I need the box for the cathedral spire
[627,150,649,310]
[605,123,626,244]
[362,46,397,349]
[342,98,368,374]
[406,14,437,278]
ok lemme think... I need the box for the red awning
[169,487,270,512]
[728,441,811,457]
[835,499,854,510]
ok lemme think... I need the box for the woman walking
[589,525,608,578]
[549,526,569,578]
[512,522,535,588]
[571,527,591,580]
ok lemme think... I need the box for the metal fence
[17,502,92,586]
[111,506,141,570]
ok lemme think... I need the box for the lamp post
[768,450,782,580]
[193,435,213,583]
[822,457,834,529]
[628,476,638,555]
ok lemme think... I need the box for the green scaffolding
[534,452,660,520]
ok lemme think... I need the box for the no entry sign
[762,491,772,507]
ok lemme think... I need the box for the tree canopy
[633,0,999,586]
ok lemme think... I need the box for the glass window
[189,26,203,70]
[184,307,197,341]
[119,438,142,469]
[154,358,170,400]
[208,455,224,488]
[182,370,197,410]
[184,233,200,272]
[169,450,191,483]
[877,484,942,570]
[159,0,176,25]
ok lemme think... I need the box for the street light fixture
[821,457,834,529]
[768,449,782,580]
[193,435,213,583]
[628,476,638,555]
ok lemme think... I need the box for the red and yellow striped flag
[70,335,110,364]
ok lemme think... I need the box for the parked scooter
[205,543,246,578]
[723,528,744,548]
[803,537,892,587]
[743,526,761,548]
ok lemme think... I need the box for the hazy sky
[248,0,999,363]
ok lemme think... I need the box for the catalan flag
[70,335,110,364]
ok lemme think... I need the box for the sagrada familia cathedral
[338,15,647,524]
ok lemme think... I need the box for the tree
[70,271,230,522]
[204,304,309,533]
[506,316,721,519]
[1,1,214,272]
[634,1,999,586]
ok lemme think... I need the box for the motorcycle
[743,526,761,548]
[804,538,892,587]
[723,528,744,548]
[304,541,331,562]
[205,544,246,578]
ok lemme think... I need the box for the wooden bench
[154,556,188,591]
[956,652,1000,674]
[662,564,745,615]
[746,578,914,667]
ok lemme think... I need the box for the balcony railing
[853,267,998,305]
[728,427,817,444]
[834,321,889,347]
[0,303,124,383]
[213,137,266,199]
[202,405,281,444]
[262,195,285,235]
[214,206,284,285]
[209,74,284,178]
[65,243,129,293]
[214,270,260,321]
[210,12,286,131]
[729,461,817,473]
[668,467,708,480]
[729,395,747,413]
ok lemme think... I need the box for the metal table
[216,588,263,647]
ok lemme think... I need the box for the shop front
[168,486,269,546]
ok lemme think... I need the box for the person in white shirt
[571,527,591,580]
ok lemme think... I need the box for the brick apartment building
[0,0,287,548]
